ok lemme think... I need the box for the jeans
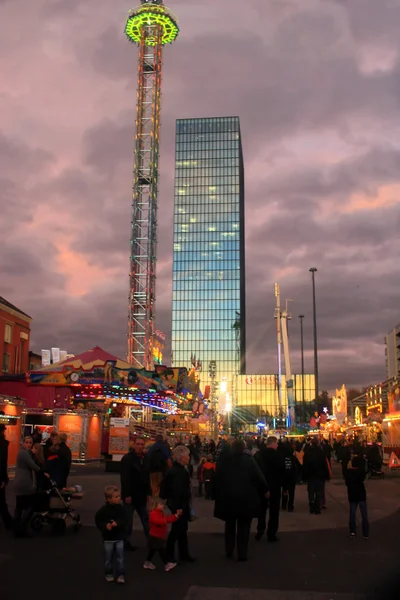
[307,478,324,512]
[124,501,149,541]
[225,517,252,560]
[349,501,369,537]
[104,540,124,576]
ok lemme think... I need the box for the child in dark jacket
[143,498,182,572]
[95,486,129,584]
[345,456,369,539]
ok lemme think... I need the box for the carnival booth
[0,395,25,469]
[27,346,191,467]
[382,383,400,462]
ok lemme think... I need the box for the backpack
[148,447,168,474]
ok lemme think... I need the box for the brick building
[28,351,42,371]
[0,297,32,375]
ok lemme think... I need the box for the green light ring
[125,9,179,46]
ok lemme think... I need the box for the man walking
[0,424,13,530]
[303,437,331,514]
[255,436,284,542]
[120,437,150,549]
[146,434,171,497]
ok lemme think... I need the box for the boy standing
[144,498,182,572]
[95,486,128,584]
[345,456,369,539]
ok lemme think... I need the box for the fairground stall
[26,346,194,465]
[382,382,400,463]
[0,395,25,469]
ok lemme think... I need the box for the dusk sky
[1,0,400,391]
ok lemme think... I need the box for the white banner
[51,347,61,364]
[59,350,67,362]
[41,349,51,367]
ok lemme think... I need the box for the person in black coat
[338,441,352,479]
[120,437,151,549]
[160,445,195,563]
[254,436,285,542]
[58,434,72,488]
[281,441,297,512]
[345,455,369,538]
[303,438,330,514]
[44,431,58,460]
[0,425,13,529]
[214,439,268,561]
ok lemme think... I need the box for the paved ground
[1,463,399,600]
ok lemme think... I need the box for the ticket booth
[53,409,103,463]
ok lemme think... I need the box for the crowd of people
[1,426,374,585]
[93,432,372,584]
[0,425,72,537]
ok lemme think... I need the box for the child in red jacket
[144,498,182,572]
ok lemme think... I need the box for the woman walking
[214,439,269,561]
[14,436,45,537]
[161,445,195,563]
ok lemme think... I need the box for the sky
[1,0,400,392]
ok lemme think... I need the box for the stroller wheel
[51,519,67,536]
[30,514,44,533]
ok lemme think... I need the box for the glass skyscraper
[171,117,246,388]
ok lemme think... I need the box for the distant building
[28,351,42,371]
[385,323,400,380]
[0,297,31,375]
[171,116,246,389]
[233,373,316,427]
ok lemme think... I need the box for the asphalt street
[0,464,399,600]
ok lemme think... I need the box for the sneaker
[165,562,177,572]
[143,561,157,570]
[117,575,125,584]
[350,533,356,539]
[105,575,114,583]
[364,537,369,540]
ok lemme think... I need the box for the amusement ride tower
[125,1,179,369]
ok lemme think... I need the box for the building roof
[0,296,32,320]
[35,346,132,372]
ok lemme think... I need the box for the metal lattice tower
[125,1,179,369]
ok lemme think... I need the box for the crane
[274,283,295,426]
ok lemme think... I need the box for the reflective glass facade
[172,117,246,384]
[234,374,316,422]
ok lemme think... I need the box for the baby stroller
[30,480,83,535]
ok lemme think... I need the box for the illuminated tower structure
[125,1,179,369]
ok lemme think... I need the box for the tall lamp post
[309,268,319,413]
[299,314,305,422]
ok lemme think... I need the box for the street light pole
[309,268,319,413]
[299,314,305,422]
